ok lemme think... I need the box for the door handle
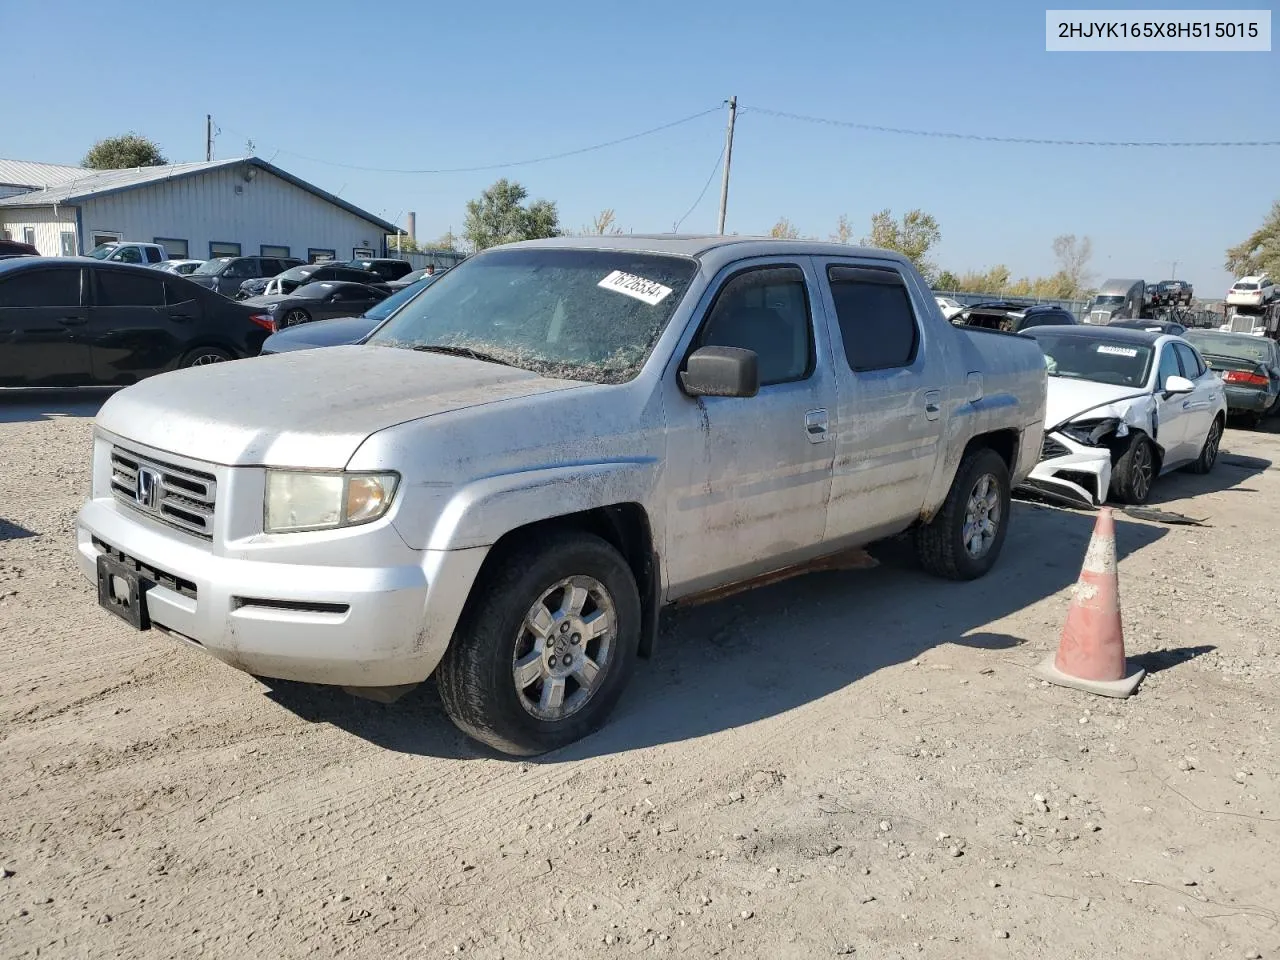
[169,313,193,322]
[804,408,829,443]
[58,316,87,326]
[924,390,942,421]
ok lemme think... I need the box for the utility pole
[1170,260,1179,279]
[205,115,213,162]
[716,96,737,236]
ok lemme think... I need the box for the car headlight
[1060,417,1127,446]
[265,471,399,533]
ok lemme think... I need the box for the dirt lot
[1,397,1277,960]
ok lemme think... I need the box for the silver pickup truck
[76,236,1047,755]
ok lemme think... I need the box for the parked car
[1226,275,1277,308]
[0,257,274,389]
[1146,283,1162,307]
[1183,329,1280,427]
[259,274,440,354]
[187,256,304,298]
[387,265,446,290]
[345,257,413,282]
[1086,279,1146,323]
[255,263,386,298]
[0,239,40,257]
[953,301,1076,333]
[1108,318,1187,336]
[75,236,1048,756]
[1019,325,1226,507]
[242,280,389,329]
[85,241,167,266]
[153,259,205,276]
[934,295,965,320]
[1156,280,1192,306]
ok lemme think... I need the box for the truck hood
[95,345,585,468]
[1046,377,1149,429]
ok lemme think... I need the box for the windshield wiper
[411,344,515,367]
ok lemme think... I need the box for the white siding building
[0,157,396,263]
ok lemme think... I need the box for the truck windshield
[369,248,698,383]
[86,244,118,260]
[1026,332,1154,388]
[1092,295,1125,307]
[193,258,233,276]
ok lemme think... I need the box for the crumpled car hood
[1046,377,1151,430]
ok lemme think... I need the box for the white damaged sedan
[1018,326,1227,506]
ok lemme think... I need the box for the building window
[353,246,376,259]
[92,232,121,248]
[60,231,77,257]
[261,244,291,258]
[156,237,189,259]
[209,241,241,258]
[22,227,36,246]
[308,248,335,263]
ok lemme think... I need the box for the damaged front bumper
[1016,432,1112,507]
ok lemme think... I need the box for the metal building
[0,157,396,263]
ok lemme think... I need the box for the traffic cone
[1036,507,1145,698]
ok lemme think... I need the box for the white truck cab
[85,241,167,266]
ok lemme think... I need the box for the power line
[673,140,727,232]
[741,105,1280,148]
[224,106,722,175]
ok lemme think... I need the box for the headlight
[265,471,399,533]
[1060,417,1127,446]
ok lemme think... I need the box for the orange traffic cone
[1036,507,1145,698]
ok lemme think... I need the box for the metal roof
[0,158,87,190]
[0,157,397,233]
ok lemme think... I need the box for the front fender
[411,459,662,552]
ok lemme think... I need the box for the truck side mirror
[680,346,759,398]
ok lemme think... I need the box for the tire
[1187,416,1224,474]
[281,309,311,328]
[914,447,1011,581]
[1239,411,1263,430]
[435,530,641,756]
[179,346,234,368]
[1109,434,1157,504]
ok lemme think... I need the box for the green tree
[935,270,960,291]
[464,179,561,251]
[82,133,167,169]
[769,217,800,239]
[830,214,853,245]
[432,231,461,251]
[386,233,421,254]
[1051,234,1094,298]
[1226,200,1280,279]
[585,208,623,235]
[862,208,942,282]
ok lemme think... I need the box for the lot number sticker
[1096,345,1139,357]
[598,270,673,306]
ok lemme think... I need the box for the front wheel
[914,447,1011,581]
[1109,434,1156,503]
[436,531,641,756]
[179,346,234,368]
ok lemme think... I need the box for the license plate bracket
[96,554,152,631]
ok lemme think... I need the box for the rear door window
[1173,342,1205,378]
[826,265,920,371]
[95,268,164,307]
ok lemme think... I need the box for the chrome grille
[1040,435,1070,461]
[109,446,217,539]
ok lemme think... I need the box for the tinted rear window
[0,267,81,306]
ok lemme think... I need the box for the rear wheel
[1109,434,1156,503]
[179,346,234,368]
[1187,416,1223,474]
[436,531,641,756]
[281,309,310,328]
[914,447,1011,581]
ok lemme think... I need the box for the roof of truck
[503,234,915,265]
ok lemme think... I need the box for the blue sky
[2,1,1275,291]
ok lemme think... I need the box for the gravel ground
[1,396,1277,960]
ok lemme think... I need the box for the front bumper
[1016,432,1112,507]
[1224,385,1274,415]
[75,489,488,689]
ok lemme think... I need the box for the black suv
[344,258,413,282]
[187,256,305,297]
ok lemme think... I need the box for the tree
[1226,200,1280,279]
[862,208,942,282]
[769,217,800,239]
[1051,234,1094,297]
[82,133,167,169]
[433,231,461,251]
[386,233,421,254]
[830,214,853,245]
[585,208,623,235]
[935,270,960,291]
[464,179,561,251]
